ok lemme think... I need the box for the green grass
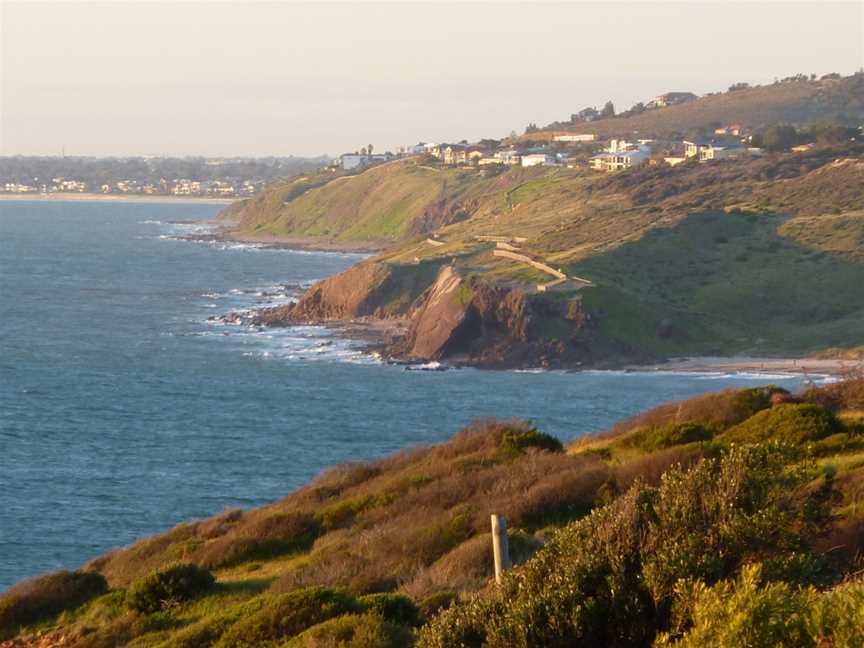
[569,211,864,356]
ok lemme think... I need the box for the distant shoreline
[0,192,235,205]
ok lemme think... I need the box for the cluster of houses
[337,125,770,174]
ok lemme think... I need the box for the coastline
[0,192,235,205]
[204,226,389,254]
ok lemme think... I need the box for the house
[684,138,746,161]
[339,153,391,170]
[553,134,596,143]
[493,149,521,165]
[408,142,437,155]
[714,124,747,136]
[649,92,698,108]
[521,153,556,167]
[440,144,469,165]
[589,139,652,171]
[664,156,688,167]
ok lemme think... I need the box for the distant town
[0,156,328,198]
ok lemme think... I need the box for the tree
[600,101,615,118]
[368,144,373,155]
[525,123,539,134]
[762,125,799,151]
[578,106,599,122]
[729,82,750,92]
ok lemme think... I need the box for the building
[684,138,747,161]
[493,149,521,165]
[664,156,688,167]
[339,153,391,170]
[521,153,556,167]
[589,139,652,172]
[553,134,596,143]
[649,91,698,108]
[441,144,468,165]
[714,124,747,136]
[590,149,650,171]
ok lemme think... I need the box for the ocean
[0,200,816,590]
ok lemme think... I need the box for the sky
[1,0,862,158]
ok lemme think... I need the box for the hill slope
[252,143,864,367]
[532,73,864,139]
[2,378,863,647]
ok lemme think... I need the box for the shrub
[603,385,787,440]
[194,512,319,569]
[640,422,714,451]
[357,593,420,626]
[316,495,381,532]
[723,403,841,445]
[656,564,864,647]
[802,373,864,412]
[654,564,813,647]
[500,426,563,456]
[417,591,457,622]
[284,612,414,648]
[126,563,215,614]
[419,444,834,647]
[0,570,107,639]
[213,587,358,647]
[153,596,269,648]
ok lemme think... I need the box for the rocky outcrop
[251,261,649,369]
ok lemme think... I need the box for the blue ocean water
[0,200,815,590]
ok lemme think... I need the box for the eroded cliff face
[254,261,414,326]
[253,263,645,369]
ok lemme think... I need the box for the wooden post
[491,514,510,584]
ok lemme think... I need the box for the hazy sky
[1,1,862,157]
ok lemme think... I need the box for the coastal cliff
[252,261,643,369]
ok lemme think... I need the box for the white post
[491,513,510,584]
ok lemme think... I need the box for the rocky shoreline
[220,261,863,376]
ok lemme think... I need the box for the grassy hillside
[369,144,864,360]
[221,160,547,244]
[3,378,864,646]
[531,73,864,140]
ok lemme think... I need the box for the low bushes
[125,563,215,614]
[654,564,864,647]
[0,570,107,639]
[357,593,420,626]
[194,512,319,569]
[604,385,788,440]
[500,425,563,456]
[723,403,841,445]
[419,443,834,647]
[213,586,358,648]
[284,612,414,648]
[639,422,715,451]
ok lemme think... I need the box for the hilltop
[530,73,864,140]
[2,377,863,646]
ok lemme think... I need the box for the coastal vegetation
[3,375,864,646]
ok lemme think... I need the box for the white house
[553,134,596,143]
[340,153,391,170]
[493,149,521,165]
[521,153,556,167]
